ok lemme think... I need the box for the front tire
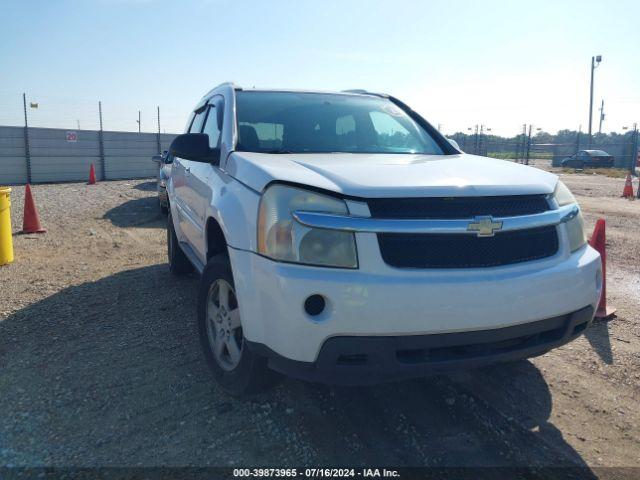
[167,210,193,275]
[198,254,277,395]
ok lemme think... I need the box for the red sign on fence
[66,131,78,142]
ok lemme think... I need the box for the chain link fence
[449,129,639,172]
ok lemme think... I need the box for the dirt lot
[0,174,639,475]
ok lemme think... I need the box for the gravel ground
[0,175,639,474]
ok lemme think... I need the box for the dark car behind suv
[561,150,614,168]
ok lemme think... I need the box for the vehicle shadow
[584,318,614,364]
[133,181,158,192]
[103,196,165,229]
[0,265,596,475]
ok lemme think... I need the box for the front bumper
[230,238,601,366]
[248,305,594,385]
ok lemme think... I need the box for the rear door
[580,152,591,166]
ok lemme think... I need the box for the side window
[189,110,206,133]
[202,104,222,149]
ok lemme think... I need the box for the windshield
[587,150,609,156]
[235,91,444,155]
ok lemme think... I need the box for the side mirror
[447,138,462,152]
[169,133,220,164]
[151,155,163,163]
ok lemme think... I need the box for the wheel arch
[205,216,228,260]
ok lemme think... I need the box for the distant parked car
[151,151,173,213]
[561,150,614,168]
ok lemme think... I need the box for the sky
[1,0,639,137]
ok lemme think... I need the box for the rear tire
[198,254,278,395]
[167,210,193,275]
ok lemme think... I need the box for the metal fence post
[156,106,161,154]
[22,93,32,183]
[632,124,638,176]
[525,124,532,165]
[517,124,527,163]
[98,101,106,180]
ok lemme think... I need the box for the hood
[226,152,558,198]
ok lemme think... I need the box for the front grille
[368,195,558,269]
[368,195,550,219]
[377,226,559,268]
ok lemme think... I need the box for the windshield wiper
[259,149,296,154]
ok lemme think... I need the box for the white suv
[167,83,602,394]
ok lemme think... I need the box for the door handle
[185,167,191,175]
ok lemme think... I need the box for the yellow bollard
[0,186,14,265]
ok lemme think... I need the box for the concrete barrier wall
[0,125,177,185]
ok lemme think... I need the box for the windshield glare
[235,91,444,155]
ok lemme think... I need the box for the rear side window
[189,110,207,133]
[202,104,222,148]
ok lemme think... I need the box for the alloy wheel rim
[205,279,243,371]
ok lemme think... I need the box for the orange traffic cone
[589,219,615,320]
[621,174,634,198]
[21,184,46,234]
[88,164,97,185]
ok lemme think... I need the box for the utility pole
[98,101,106,180]
[588,55,602,147]
[137,110,141,133]
[77,120,81,130]
[156,106,161,154]
[22,93,32,183]
[598,99,605,134]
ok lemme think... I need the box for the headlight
[553,180,576,206]
[553,181,586,252]
[257,184,358,268]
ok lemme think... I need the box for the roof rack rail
[341,89,388,98]
[214,81,241,90]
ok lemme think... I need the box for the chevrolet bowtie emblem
[467,216,503,237]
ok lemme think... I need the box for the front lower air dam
[0,187,14,265]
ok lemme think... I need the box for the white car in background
[166,83,602,394]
